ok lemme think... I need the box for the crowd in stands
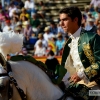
[0,0,100,57]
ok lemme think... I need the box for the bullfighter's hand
[70,73,81,83]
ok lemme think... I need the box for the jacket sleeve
[84,34,100,82]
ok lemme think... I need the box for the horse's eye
[0,84,5,91]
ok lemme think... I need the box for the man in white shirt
[58,6,100,100]
[24,0,36,15]
[3,20,13,32]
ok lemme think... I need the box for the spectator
[20,8,30,21]
[47,35,57,55]
[49,21,58,35]
[8,3,18,18]
[0,10,9,31]
[34,40,46,57]
[56,33,65,55]
[90,0,100,11]
[45,50,59,73]
[11,16,19,28]
[85,18,97,32]
[34,33,48,49]
[13,0,24,9]
[43,26,54,42]
[23,21,33,48]
[3,19,14,32]
[14,26,22,34]
[16,21,24,35]
[21,16,29,28]
[30,13,41,35]
[37,1,45,19]
[24,0,36,15]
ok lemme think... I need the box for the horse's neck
[10,61,63,100]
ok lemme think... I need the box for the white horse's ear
[0,53,6,68]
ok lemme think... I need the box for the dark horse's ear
[0,53,6,69]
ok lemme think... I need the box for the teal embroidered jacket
[61,30,100,85]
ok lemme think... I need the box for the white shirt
[90,0,100,8]
[9,7,17,18]
[34,39,48,48]
[69,27,85,78]
[63,27,89,87]
[34,46,46,57]
[3,25,13,32]
[24,0,35,9]
[43,32,54,42]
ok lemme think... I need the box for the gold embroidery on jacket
[91,64,99,69]
[85,64,99,79]
[83,43,95,64]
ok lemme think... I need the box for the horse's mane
[9,60,63,100]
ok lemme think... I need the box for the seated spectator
[47,35,57,55]
[13,0,24,9]
[34,33,48,49]
[90,0,100,11]
[30,13,41,35]
[8,3,18,18]
[3,19,14,32]
[24,0,36,15]
[23,21,33,48]
[37,1,45,19]
[49,21,58,35]
[85,18,97,32]
[0,10,9,31]
[45,50,59,73]
[21,16,29,28]
[43,26,54,42]
[12,10,19,19]
[20,8,30,21]
[16,21,24,33]
[14,26,23,34]
[34,40,46,57]
[56,33,65,55]
[11,16,19,28]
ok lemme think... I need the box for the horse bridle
[0,53,27,100]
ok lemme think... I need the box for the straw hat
[44,27,50,31]
[88,18,95,22]
[14,27,22,31]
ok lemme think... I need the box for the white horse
[0,31,74,100]
[0,60,74,100]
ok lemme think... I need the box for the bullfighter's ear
[0,53,6,68]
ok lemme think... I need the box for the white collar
[69,27,81,39]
